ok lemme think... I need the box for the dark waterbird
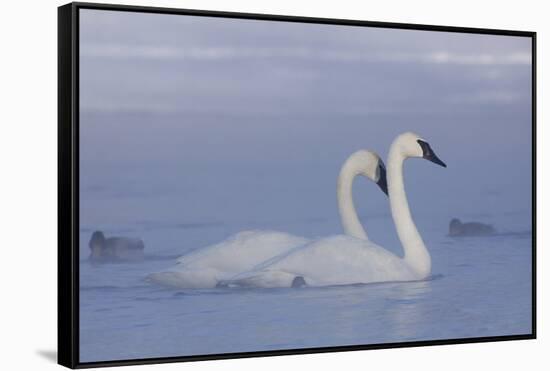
[89,230,145,263]
[449,218,496,237]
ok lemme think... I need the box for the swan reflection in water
[384,279,434,341]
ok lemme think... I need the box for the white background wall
[0,0,545,370]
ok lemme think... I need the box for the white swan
[147,150,387,289]
[225,132,446,288]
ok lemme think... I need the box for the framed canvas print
[58,2,536,368]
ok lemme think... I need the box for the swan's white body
[147,231,308,288]
[224,235,417,288]
[147,150,385,289]
[226,132,444,288]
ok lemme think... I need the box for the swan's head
[394,132,446,167]
[89,231,106,259]
[344,150,388,195]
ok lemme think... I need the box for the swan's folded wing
[149,231,309,289]
[175,230,309,271]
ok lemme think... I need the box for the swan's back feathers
[176,231,309,270]
[228,235,418,288]
[149,231,309,289]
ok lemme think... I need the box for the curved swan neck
[337,160,368,240]
[387,145,431,278]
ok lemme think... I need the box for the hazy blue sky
[79,9,532,240]
[80,9,531,114]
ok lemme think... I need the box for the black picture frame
[58,2,537,368]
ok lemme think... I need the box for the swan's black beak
[417,139,446,168]
[376,163,388,196]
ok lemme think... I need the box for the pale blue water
[79,207,532,362]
